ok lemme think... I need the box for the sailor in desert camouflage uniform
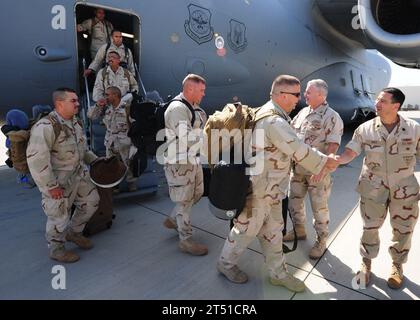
[88,86,137,192]
[337,87,420,289]
[27,88,100,263]
[162,74,208,256]
[285,79,344,259]
[92,51,138,104]
[217,75,339,293]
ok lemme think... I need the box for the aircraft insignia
[184,4,214,45]
[227,19,248,53]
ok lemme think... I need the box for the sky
[389,59,420,87]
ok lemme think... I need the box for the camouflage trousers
[288,171,332,239]
[164,163,204,241]
[219,195,287,280]
[41,171,99,244]
[107,143,137,184]
[360,196,419,264]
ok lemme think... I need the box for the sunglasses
[280,91,301,98]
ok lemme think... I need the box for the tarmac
[0,112,419,300]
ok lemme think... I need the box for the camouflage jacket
[27,111,97,193]
[346,115,420,204]
[93,66,138,102]
[248,100,327,202]
[164,93,207,164]
[88,42,135,74]
[291,102,344,175]
[78,18,113,54]
[87,100,132,149]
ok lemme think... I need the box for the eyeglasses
[65,99,79,104]
[279,91,301,98]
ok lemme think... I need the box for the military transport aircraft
[1,1,420,301]
[2,0,419,125]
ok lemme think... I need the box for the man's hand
[311,168,326,184]
[49,187,64,200]
[311,154,339,183]
[83,68,93,77]
[325,153,339,172]
[77,25,83,32]
[97,98,107,108]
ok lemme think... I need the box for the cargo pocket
[356,179,389,204]
[392,176,419,205]
[164,164,195,202]
[42,197,68,218]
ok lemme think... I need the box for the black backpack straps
[102,42,111,68]
[125,45,129,62]
[167,98,196,128]
[105,20,111,40]
[180,98,196,127]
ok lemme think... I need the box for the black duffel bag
[208,162,250,222]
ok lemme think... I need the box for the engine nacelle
[315,0,420,68]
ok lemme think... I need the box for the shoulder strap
[123,68,130,81]
[90,18,98,34]
[105,42,111,54]
[102,42,111,67]
[105,20,111,40]
[124,45,129,61]
[102,68,107,91]
[251,109,277,131]
[46,114,62,143]
[169,99,196,127]
[125,104,131,128]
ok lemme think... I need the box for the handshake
[311,153,341,183]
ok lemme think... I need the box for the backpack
[205,103,298,253]
[128,93,196,155]
[204,103,276,221]
[1,109,62,174]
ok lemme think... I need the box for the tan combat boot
[270,272,306,293]
[217,261,248,284]
[49,242,80,263]
[66,231,93,250]
[387,262,403,289]
[283,224,307,242]
[356,257,372,287]
[179,239,208,256]
[309,237,327,259]
[163,217,178,230]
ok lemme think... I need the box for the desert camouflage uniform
[346,115,420,264]
[88,100,137,183]
[289,102,344,239]
[92,66,138,102]
[78,18,113,59]
[88,42,135,74]
[164,93,207,241]
[219,100,328,280]
[26,111,99,245]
